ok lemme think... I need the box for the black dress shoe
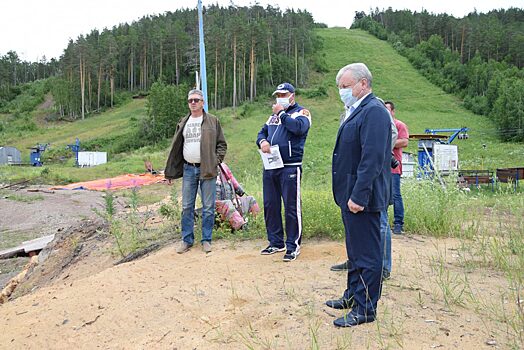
[325,298,354,309]
[330,260,349,271]
[334,311,376,327]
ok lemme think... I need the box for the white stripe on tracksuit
[294,166,302,253]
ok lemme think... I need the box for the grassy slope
[310,28,524,170]
[225,28,524,189]
[0,99,169,182]
[2,99,146,158]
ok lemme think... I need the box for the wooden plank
[0,247,25,259]
[0,234,55,259]
[0,180,30,190]
[463,176,492,184]
[22,234,55,253]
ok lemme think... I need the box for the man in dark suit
[326,63,392,327]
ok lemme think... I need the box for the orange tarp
[50,173,165,191]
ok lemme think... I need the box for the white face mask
[339,78,363,108]
[339,88,358,108]
[276,95,292,109]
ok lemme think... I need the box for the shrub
[238,102,257,119]
[491,77,524,141]
[113,91,133,107]
[296,86,328,99]
[81,132,148,155]
[140,81,189,144]
[463,95,489,115]
[0,80,48,114]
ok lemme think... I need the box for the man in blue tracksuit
[257,82,311,262]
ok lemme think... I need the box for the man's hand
[347,199,364,213]
[167,178,173,185]
[272,103,284,115]
[260,140,271,154]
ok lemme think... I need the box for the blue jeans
[392,174,404,229]
[181,164,216,244]
[380,209,392,273]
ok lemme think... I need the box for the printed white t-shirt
[183,115,203,163]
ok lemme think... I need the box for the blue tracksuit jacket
[256,103,311,165]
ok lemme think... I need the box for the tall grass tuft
[402,177,474,238]
[302,190,344,240]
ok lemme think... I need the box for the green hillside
[309,28,524,170]
[225,28,524,188]
[2,99,146,156]
[1,28,523,186]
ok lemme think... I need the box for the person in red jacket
[385,101,409,234]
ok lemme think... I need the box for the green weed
[429,250,469,308]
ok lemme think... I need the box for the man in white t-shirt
[165,89,227,254]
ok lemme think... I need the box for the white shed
[78,151,107,167]
[0,146,22,165]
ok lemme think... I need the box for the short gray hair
[335,63,373,87]
[187,89,204,99]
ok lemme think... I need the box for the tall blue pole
[198,0,208,112]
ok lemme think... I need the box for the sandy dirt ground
[0,234,516,349]
[0,185,519,349]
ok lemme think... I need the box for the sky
[0,0,522,61]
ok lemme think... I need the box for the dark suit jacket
[332,93,392,212]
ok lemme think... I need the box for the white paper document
[259,145,284,170]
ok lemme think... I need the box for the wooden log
[0,255,38,304]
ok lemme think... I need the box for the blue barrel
[30,150,42,166]
[418,139,434,176]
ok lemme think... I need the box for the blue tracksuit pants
[262,166,302,253]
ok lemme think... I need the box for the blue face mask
[339,88,357,108]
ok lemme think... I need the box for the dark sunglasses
[188,98,202,103]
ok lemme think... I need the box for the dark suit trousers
[341,208,382,317]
